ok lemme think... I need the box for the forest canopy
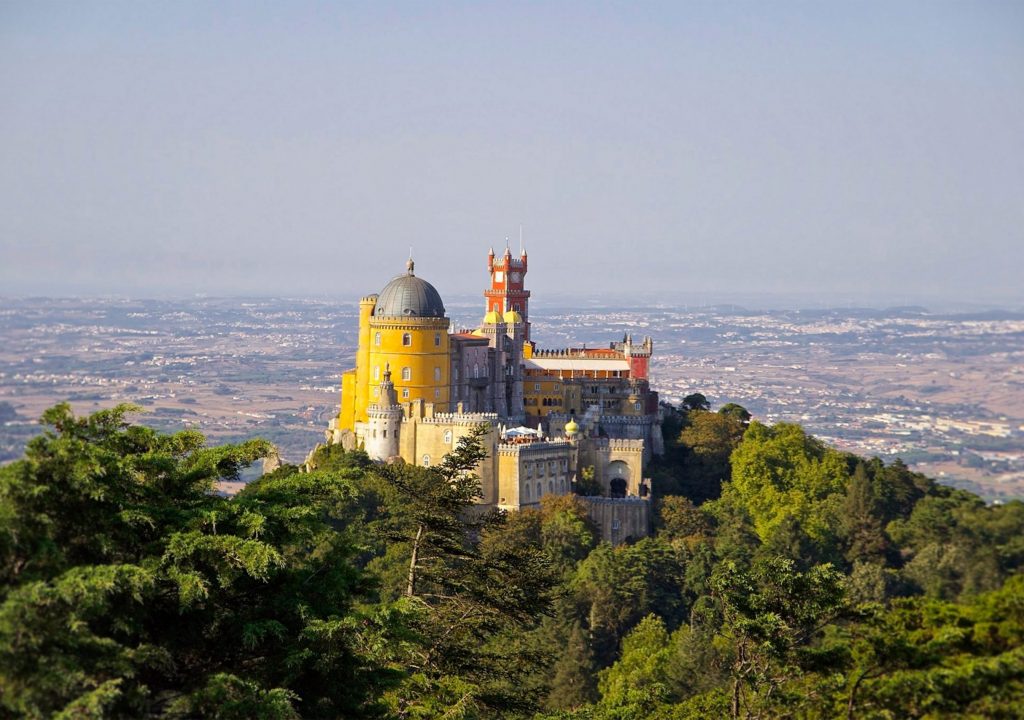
[1,402,1022,719]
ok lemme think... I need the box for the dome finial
[406,248,415,276]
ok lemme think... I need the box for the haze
[1,1,1022,307]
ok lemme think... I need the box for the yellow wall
[403,420,499,504]
[353,296,377,424]
[522,376,566,420]
[342,296,453,428]
[367,318,451,412]
[339,370,357,430]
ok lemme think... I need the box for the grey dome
[374,261,446,318]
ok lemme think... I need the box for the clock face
[510,272,521,283]
[494,271,503,282]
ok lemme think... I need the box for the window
[422,454,431,467]
[524,483,530,501]
[373,387,379,397]
[402,367,411,381]
[635,401,642,411]
[435,333,441,347]
[536,482,542,499]
[434,388,440,399]
[402,388,410,399]
[473,363,479,379]
[454,368,459,381]
[402,333,412,346]
[444,430,452,444]
[548,480,553,493]
[373,366,380,380]
[374,332,381,346]
[434,367,441,381]
[534,383,541,391]
[382,429,387,438]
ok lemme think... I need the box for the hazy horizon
[2,2,1022,304]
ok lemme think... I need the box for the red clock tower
[485,246,531,340]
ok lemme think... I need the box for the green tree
[717,403,751,424]
[675,412,747,504]
[723,421,848,546]
[680,393,711,413]
[545,622,599,711]
[0,404,380,719]
[364,424,561,717]
[709,557,847,719]
[574,465,603,497]
[840,462,888,565]
[596,614,673,712]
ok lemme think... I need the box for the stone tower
[364,365,402,461]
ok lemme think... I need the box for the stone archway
[607,460,630,498]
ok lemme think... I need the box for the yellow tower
[339,259,451,430]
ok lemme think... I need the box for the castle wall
[496,440,573,511]
[400,412,501,505]
[578,437,646,497]
[580,496,651,544]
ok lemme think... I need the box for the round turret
[565,418,579,437]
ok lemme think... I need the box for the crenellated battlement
[590,437,646,451]
[598,414,657,426]
[580,495,651,505]
[497,439,570,456]
[416,412,498,427]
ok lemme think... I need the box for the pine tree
[841,462,888,565]
[545,622,599,711]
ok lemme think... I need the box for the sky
[1,1,1022,307]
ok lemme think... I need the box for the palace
[327,247,663,541]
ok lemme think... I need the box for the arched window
[402,388,409,399]
[434,333,441,347]
[373,366,380,380]
[524,484,531,501]
[422,454,431,467]
[374,332,381,346]
[473,363,479,379]
[536,482,542,499]
[548,480,553,493]
[402,367,411,381]
[444,430,452,444]
[402,333,412,346]
[434,388,440,399]
[434,367,442,381]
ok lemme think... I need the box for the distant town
[1,296,1021,501]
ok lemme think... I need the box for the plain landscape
[2,295,1021,501]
